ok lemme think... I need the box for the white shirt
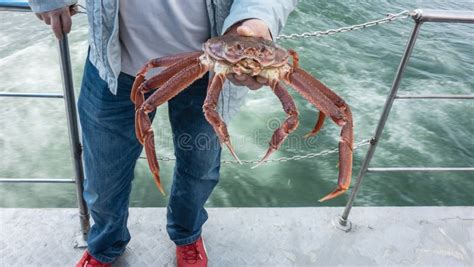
[119,0,211,77]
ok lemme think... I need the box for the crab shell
[202,35,290,77]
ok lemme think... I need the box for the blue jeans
[78,57,221,263]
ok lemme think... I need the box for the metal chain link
[141,138,371,165]
[277,10,410,40]
[72,4,87,14]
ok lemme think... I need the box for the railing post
[58,33,90,241]
[335,21,424,231]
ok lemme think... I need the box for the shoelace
[181,243,203,263]
[81,254,92,267]
[81,254,106,267]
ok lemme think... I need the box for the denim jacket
[29,0,298,121]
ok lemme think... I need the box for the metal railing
[1,3,473,237]
[336,9,474,231]
[0,2,90,242]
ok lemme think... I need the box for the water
[1,0,473,208]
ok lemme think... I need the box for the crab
[130,35,354,202]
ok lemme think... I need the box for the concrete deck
[1,207,473,266]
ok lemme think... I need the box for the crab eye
[236,44,243,51]
[209,43,223,54]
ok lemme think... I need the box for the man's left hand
[225,19,272,90]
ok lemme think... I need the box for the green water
[1,0,473,208]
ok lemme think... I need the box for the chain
[277,10,410,40]
[71,4,87,14]
[140,138,371,165]
[221,139,371,164]
[67,8,409,36]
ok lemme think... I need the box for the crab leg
[136,61,209,195]
[288,49,300,69]
[287,50,327,138]
[304,112,326,138]
[291,59,348,138]
[133,55,203,143]
[285,68,354,202]
[203,73,242,164]
[131,51,203,105]
[252,81,299,168]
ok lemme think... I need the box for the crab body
[203,35,290,80]
[130,35,354,202]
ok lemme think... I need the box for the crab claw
[153,176,166,196]
[251,147,275,169]
[225,140,242,164]
[304,112,325,138]
[318,187,347,202]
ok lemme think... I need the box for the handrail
[336,9,474,232]
[0,178,75,183]
[0,2,90,242]
[0,92,64,98]
[367,167,474,172]
[0,1,30,12]
[396,94,474,99]
[411,9,474,23]
[58,28,90,243]
[2,2,473,235]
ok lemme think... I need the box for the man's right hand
[34,5,76,40]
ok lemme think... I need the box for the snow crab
[130,35,354,202]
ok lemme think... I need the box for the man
[30,0,298,266]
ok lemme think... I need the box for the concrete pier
[1,207,473,266]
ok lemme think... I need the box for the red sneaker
[76,250,111,267]
[176,237,208,267]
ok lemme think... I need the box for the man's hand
[225,19,272,90]
[34,6,76,40]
